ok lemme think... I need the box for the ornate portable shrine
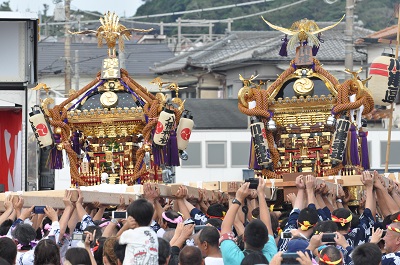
[31,12,192,186]
[238,16,375,179]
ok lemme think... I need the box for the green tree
[0,1,11,11]
[134,0,397,33]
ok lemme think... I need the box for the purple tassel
[50,134,63,169]
[312,33,323,56]
[166,130,180,166]
[349,124,360,166]
[249,138,262,170]
[279,35,288,57]
[312,45,319,56]
[152,144,162,166]
[72,131,80,154]
[359,131,370,170]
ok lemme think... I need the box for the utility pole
[345,0,354,78]
[119,50,126,69]
[74,50,79,91]
[64,0,72,95]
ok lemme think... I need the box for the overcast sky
[9,0,142,17]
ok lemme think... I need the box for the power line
[39,0,308,27]
[126,0,274,20]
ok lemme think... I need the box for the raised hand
[286,193,297,205]
[236,182,251,203]
[143,183,160,202]
[257,177,266,196]
[334,232,349,248]
[305,175,316,191]
[117,195,126,211]
[174,185,186,199]
[13,196,24,211]
[44,205,58,222]
[4,195,12,211]
[296,251,313,265]
[370,227,384,244]
[296,175,305,190]
[77,190,84,204]
[63,190,74,208]
[361,170,373,188]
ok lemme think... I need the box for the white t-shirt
[205,257,224,265]
[119,227,158,265]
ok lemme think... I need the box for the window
[227,85,233,98]
[181,142,202,167]
[206,142,226,167]
[380,141,400,166]
[231,142,250,167]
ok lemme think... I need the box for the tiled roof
[184,99,248,129]
[38,42,174,77]
[151,22,374,73]
[150,31,282,74]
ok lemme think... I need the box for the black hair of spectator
[65,247,92,265]
[42,217,52,235]
[158,237,171,265]
[114,241,127,264]
[352,243,381,265]
[279,217,288,231]
[0,257,10,265]
[270,212,279,238]
[205,218,222,231]
[0,237,17,265]
[240,251,268,265]
[279,211,290,220]
[127,198,154,226]
[298,207,319,228]
[332,208,352,231]
[179,246,203,265]
[207,203,227,218]
[350,214,360,230]
[84,226,103,248]
[93,237,107,265]
[162,211,182,229]
[34,239,60,265]
[35,228,42,240]
[12,223,36,250]
[319,246,343,265]
[313,220,338,234]
[102,211,112,220]
[103,237,118,265]
[0,219,13,236]
[390,211,400,222]
[383,214,394,228]
[251,207,260,219]
[236,234,245,251]
[199,226,220,247]
[244,219,269,250]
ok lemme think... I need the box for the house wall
[200,90,219,98]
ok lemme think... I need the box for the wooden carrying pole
[385,5,400,173]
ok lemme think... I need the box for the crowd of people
[0,171,399,265]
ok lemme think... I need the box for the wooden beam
[170,184,200,200]
[0,190,139,210]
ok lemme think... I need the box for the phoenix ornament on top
[261,15,345,52]
[69,12,153,57]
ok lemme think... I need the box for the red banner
[0,110,22,191]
